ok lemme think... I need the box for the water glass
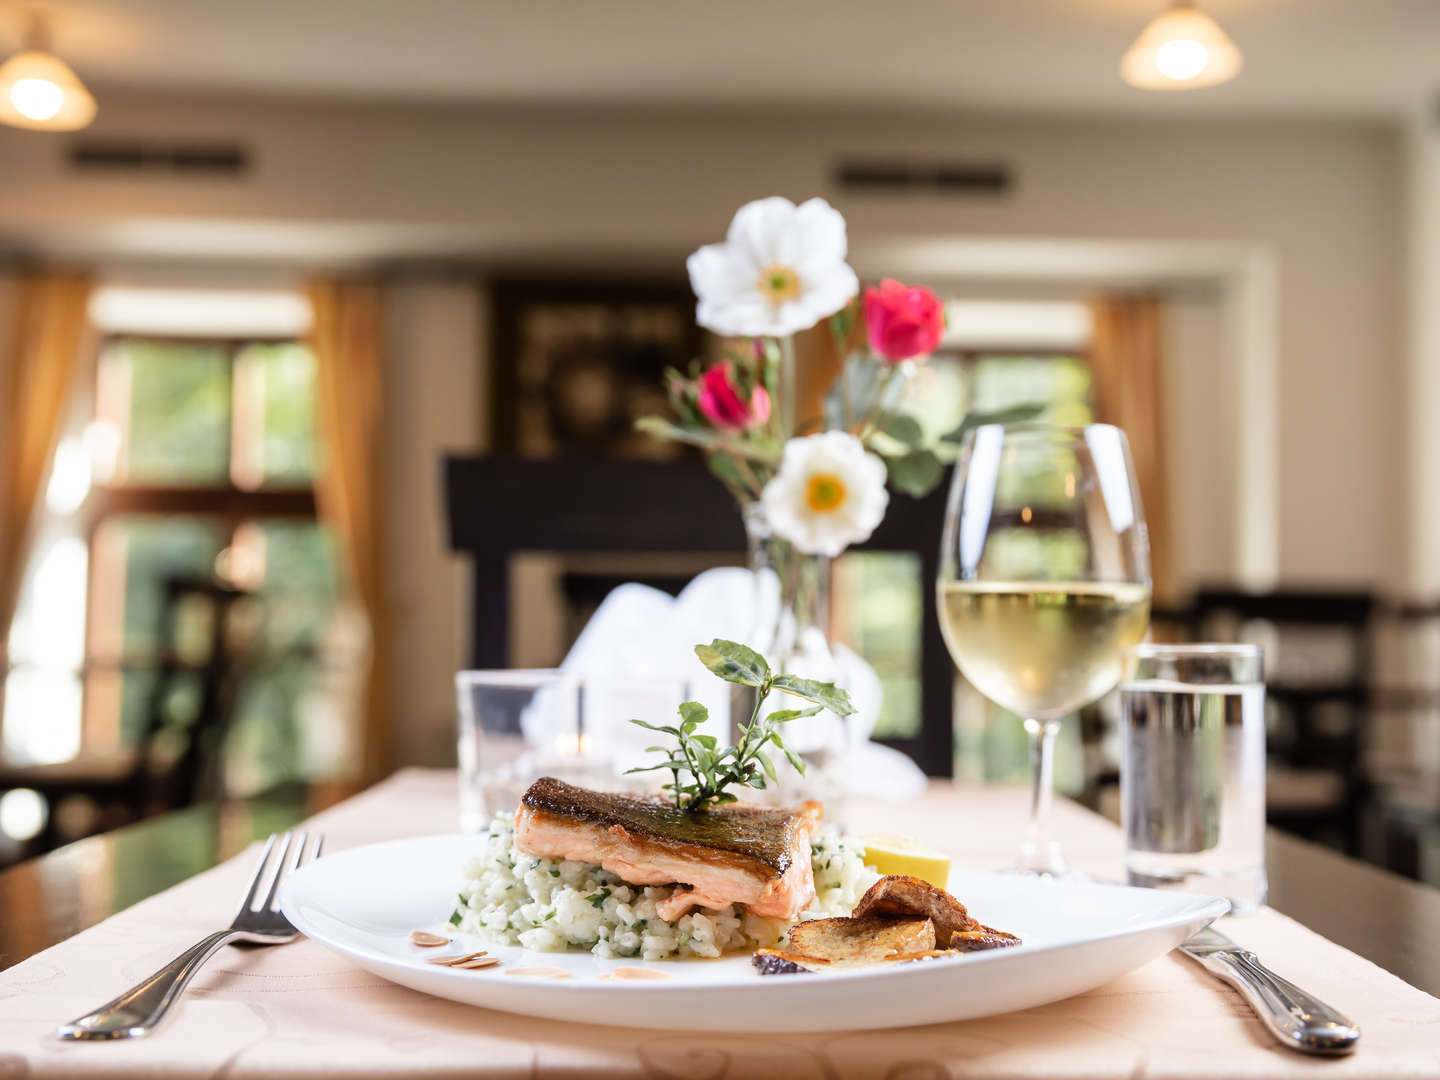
[454,670,698,833]
[1120,644,1267,913]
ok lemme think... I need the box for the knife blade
[1179,927,1360,1055]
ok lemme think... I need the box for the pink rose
[863,279,945,362]
[697,361,772,431]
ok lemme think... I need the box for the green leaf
[763,704,824,724]
[449,909,463,926]
[694,640,771,687]
[822,350,886,430]
[939,402,1046,444]
[677,700,708,728]
[756,748,778,782]
[635,415,719,447]
[828,303,855,351]
[885,449,944,497]
[707,451,749,497]
[780,742,808,776]
[629,718,680,736]
[770,674,857,716]
[881,413,925,447]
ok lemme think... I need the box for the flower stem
[722,438,766,499]
[778,334,798,439]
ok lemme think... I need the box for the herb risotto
[451,812,877,960]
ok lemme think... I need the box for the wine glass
[938,423,1151,876]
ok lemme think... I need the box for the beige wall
[381,277,486,767]
[1406,119,1440,595]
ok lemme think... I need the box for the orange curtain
[307,279,387,779]
[1089,294,1173,604]
[0,270,93,652]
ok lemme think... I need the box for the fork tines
[237,830,325,918]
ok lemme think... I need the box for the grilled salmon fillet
[512,777,822,920]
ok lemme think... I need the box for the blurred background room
[1,0,1438,889]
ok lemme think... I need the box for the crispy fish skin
[851,874,984,947]
[512,777,822,920]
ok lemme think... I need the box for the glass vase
[738,502,850,816]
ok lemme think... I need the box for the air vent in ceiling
[834,159,1011,195]
[67,140,250,176]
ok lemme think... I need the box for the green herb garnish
[448,910,463,926]
[625,639,856,812]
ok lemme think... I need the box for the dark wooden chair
[443,454,957,775]
[1192,587,1375,853]
[0,575,254,859]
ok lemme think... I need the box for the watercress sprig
[625,639,856,812]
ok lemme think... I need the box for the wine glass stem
[1019,717,1066,875]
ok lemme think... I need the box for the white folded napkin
[558,568,929,801]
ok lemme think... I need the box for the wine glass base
[1013,838,1068,879]
[1002,865,1092,883]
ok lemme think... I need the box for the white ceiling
[11,0,1440,118]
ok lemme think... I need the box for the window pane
[100,341,232,485]
[89,516,225,658]
[832,551,923,740]
[904,357,969,449]
[232,343,320,489]
[970,354,1092,426]
[250,520,341,649]
[224,520,341,794]
[86,516,224,744]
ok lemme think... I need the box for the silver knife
[1179,928,1360,1055]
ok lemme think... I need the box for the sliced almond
[456,956,502,970]
[410,931,450,947]
[426,951,488,966]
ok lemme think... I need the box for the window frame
[79,333,320,752]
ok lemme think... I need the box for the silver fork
[57,830,323,1041]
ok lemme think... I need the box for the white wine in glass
[938,425,1151,875]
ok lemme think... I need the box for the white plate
[280,834,1227,1032]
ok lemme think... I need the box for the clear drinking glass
[1121,644,1267,913]
[454,670,699,832]
[938,423,1152,875]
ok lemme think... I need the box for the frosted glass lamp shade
[1121,4,1243,91]
[0,49,96,131]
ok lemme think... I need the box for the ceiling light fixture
[0,12,95,131]
[1121,2,1242,91]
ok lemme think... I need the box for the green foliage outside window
[109,341,232,484]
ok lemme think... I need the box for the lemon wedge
[853,834,952,890]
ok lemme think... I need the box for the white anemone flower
[686,196,860,338]
[761,432,890,557]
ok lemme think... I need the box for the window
[2,312,344,797]
[82,336,339,789]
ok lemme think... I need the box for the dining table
[2,768,1439,1078]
